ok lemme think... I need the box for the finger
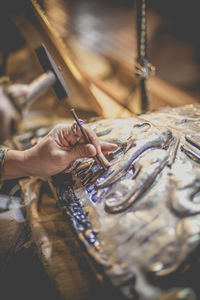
[102,150,111,156]
[85,132,113,167]
[100,142,118,158]
[52,125,77,149]
[62,124,79,147]
[77,125,101,149]
[95,140,118,167]
[76,125,114,167]
[68,143,97,162]
[100,141,118,151]
[77,125,108,162]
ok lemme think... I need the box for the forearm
[2,149,37,180]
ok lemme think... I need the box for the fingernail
[104,158,110,167]
[106,161,110,167]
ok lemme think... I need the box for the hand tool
[70,108,107,171]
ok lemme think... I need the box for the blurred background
[41,0,200,97]
[1,0,200,118]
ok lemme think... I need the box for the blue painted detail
[91,192,99,203]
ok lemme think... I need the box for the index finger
[77,124,110,167]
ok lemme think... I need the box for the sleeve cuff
[0,148,10,187]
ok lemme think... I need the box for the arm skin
[2,124,118,180]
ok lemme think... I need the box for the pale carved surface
[59,104,200,300]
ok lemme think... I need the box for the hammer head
[35,44,69,100]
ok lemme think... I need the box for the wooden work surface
[21,178,116,300]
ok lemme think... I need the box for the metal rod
[136,0,150,112]
[70,108,107,170]
[26,71,56,101]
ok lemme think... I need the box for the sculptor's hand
[2,124,117,179]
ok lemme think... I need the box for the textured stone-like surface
[60,104,200,300]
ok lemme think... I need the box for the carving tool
[70,108,107,171]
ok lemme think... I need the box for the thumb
[69,143,97,161]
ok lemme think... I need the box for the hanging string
[136,0,153,112]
